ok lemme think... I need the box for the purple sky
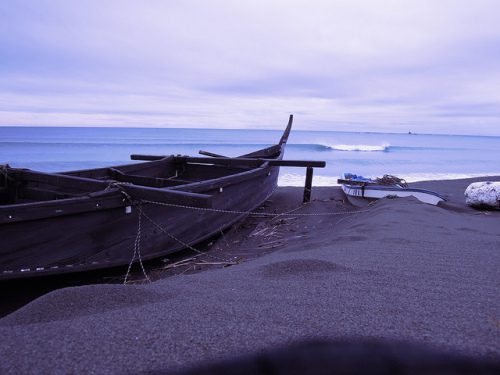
[1,0,500,135]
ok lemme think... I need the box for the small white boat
[338,173,445,206]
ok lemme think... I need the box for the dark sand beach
[0,177,499,374]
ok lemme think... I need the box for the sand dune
[0,177,499,374]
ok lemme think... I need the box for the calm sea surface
[1,127,499,185]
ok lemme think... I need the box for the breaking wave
[322,143,390,152]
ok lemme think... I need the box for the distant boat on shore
[338,173,445,206]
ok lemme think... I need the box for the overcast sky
[1,0,500,135]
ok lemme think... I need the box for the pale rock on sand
[464,181,500,209]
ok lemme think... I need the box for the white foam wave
[400,173,500,182]
[326,143,389,152]
[279,173,342,187]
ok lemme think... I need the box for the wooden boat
[0,115,324,280]
[338,173,445,206]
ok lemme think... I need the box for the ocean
[1,126,499,186]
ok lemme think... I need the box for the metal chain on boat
[123,202,151,284]
[105,181,133,192]
[140,199,372,217]
[108,181,371,217]
[129,186,326,265]
[112,183,153,284]
[116,184,234,282]
[136,208,233,263]
[113,181,372,283]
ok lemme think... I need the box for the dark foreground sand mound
[0,177,499,374]
[173,340,500,375]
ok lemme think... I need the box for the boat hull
[340,183,445,206]
[0,165,279,279]
[0,114,299,280]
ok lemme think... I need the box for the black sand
[0,177,499,374]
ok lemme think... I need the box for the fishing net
[375,174,408,187]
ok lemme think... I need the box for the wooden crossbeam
[130,154,326,168]
[11,169,213,207]
[198,150,228,158]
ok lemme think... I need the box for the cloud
[0,0,500,135]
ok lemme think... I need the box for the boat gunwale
[0,148,283,223]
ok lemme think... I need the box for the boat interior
[0,144,283,205]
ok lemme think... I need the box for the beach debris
[464,181,500,209]
[161,255,241,271]
[249,222,274,237]
[194,260,239,267]
[248,220,285,239]
[257,239,284,249]
[161,257,197,270]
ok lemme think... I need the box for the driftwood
[161,257,197,270]
[194,260,239,266]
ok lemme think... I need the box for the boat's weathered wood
[240,144,282,159]
[0,161,278,278]
[0,190,125,223]
[130,154,172,161]
[279,114,293,145]
[14,169,109,191]
[183,156,325,168]
[268,159,325,168]
[63,156,177,180]
[199,150,227,158]
[107,168,183,188]
[119,184,212,207]
[169,165,271,193]
[131,155,326,168]
[21,187,81,200]
[6,169,213,211]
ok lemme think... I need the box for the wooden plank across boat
[0,115,325,280]
[338,172,445,206]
